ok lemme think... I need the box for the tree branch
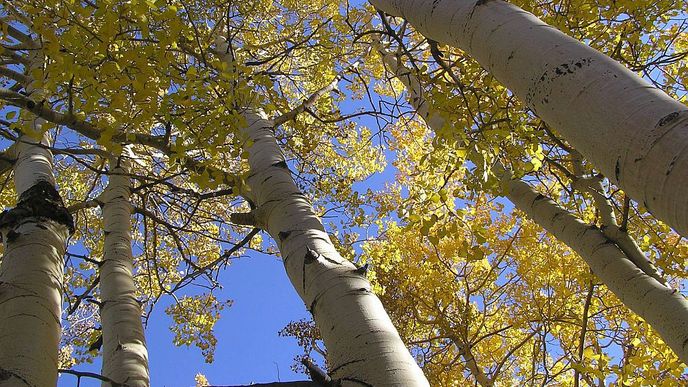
[207,383,320,387]
[0,67,30,86]
[58,369,127,387]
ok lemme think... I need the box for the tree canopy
[0,0,686,385]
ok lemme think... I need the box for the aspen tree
[208,29,428,383]
[0,134,73,387]
[372,36,688,364]
[0,40,73,386]
[370,0,688,237]
[235,108,429,385]
[99,151,149,386]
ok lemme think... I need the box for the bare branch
[0,67,29,85]
[0,19,39,47]
[301,358,332,386]
[58,369,127,387]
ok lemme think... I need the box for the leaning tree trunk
[99,152,149,386]
[370,0,688,238]
[500,170,688,364]
[237,109,429,386]
[0,133,73,387]
[373,37,688,364]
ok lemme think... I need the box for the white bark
[373,37,688,364]
[0,134,71,387]
[500,169,688,364]
[0,44,71,385]
[239,109,429,386]
[570,166,666,286]
[99,153,149,386]
[370,0,688,238]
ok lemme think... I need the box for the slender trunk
[500,170,688,364]
[570,164,666,286]
[449,337,492,387]
[0,134,72,387]
[99,153,149,386]
[573,280,594,387]
[370,0,688,238]
[238,109,429,386]
[373,37,688,364]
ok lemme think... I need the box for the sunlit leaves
[166,294,231,363]
[2,0,687,381]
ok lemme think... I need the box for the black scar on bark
[0,180,75,241]
[0,368,30,386]
[5,230,20,242]
[656,111,680,127]
[353,263,369,276]
[308,297,318,314]
[271,160,289,169]
[278,230,292,241]
[304,247,320,264]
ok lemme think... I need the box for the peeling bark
[370,0,688,238]
[238,109,429,386]
[99,153,149,386]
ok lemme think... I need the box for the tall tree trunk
[99,153,149,386]
[373,37,688,364]
[0,133,73,387]
[370,0,688,238]
[0,42,73,386]
[237,109,429,386]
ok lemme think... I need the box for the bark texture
[0,135,72,387]
[373,37,688,364]
[99,154,149,386]
[239,109,429,386]
[370,0,688,238]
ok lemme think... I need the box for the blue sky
[55,75,393,387]
[59,249,314,386]
[8,3,686,385]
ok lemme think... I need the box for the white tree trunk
[501,169,688,364]
[373,38,688,364]
[0,43,73,386]
[370,0,688,238]
[99,154,149,386]
[0,134,72,387]
[239,109,429,386]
